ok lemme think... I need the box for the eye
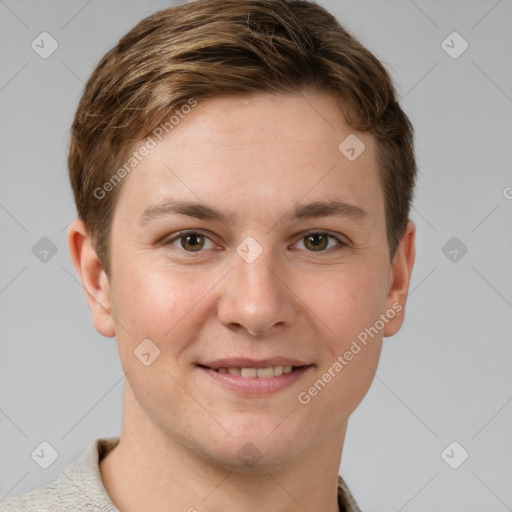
[294,231,346,252]
[164,231,215,253]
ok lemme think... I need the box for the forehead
[113,91,383,227]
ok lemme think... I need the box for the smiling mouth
[197,364,307,379]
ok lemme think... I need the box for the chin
[203,441,302,474]
[185,421,309,473]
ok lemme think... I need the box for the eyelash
[161,230,347,256]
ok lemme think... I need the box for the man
[1,0,416,510]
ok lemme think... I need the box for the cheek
[109,260,208,373]
[114,259,198,327]
[301,261,386,409]
[297,324,383,434]
[303,261,388,339]
[110,263,201,416]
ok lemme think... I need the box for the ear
[383,220,416,337]
[67,218,116,338]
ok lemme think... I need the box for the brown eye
[164,231,214,253]
[180,233,205,251]
[304,233,329,251]
[296,232,345,252]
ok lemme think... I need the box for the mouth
[197,364,304,378]
[196,359,314,395]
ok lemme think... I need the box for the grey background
[1,1,511,510]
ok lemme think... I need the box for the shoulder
[0,478,61,511]
[0,437,120,512]
[338,474,362,512]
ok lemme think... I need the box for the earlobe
[383,220,416,338]
[67,218,116,338]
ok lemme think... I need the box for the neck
[100,385,345,512]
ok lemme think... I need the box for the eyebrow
[137,199,368,227]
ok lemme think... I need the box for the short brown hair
[68,0,417,277]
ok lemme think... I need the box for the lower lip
[198,365,313,395]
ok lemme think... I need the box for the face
[96,91,410,471]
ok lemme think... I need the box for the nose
[217,248,296,336]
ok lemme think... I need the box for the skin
[68,90,415,512]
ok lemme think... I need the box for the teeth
[214,365,296,378]
[241,368,258,378]
[256,367,274,378]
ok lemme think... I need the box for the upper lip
[199,357,311,369]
